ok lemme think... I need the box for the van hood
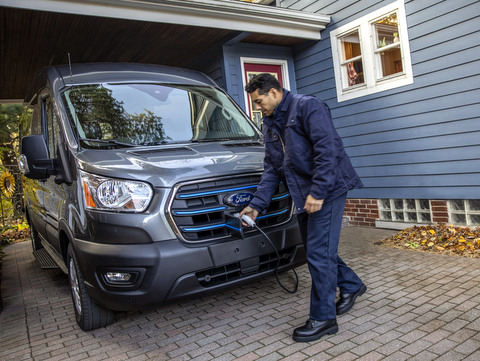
[75,142,265,187]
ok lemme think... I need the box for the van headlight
[80,170,153,212]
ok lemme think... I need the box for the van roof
[28,62,218,101]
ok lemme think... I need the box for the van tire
[67,244,114,331]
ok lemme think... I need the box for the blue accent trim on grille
[225,224,241,232]
[257,209,289,220]
[271,193,290,201]
[181,208,289,232]
[177,185,257,199]
[182,224,226,232]
[174,206,228,215]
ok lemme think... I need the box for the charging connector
[233,213,256,227]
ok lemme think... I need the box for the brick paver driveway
[1,226,480,360]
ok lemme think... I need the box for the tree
[0,104,24,220]
[0,104,23,167]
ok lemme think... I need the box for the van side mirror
[19,135,55,179]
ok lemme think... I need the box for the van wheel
[29,222,43,251]
[67,245,114,331]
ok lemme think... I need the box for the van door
[21,98,48,243]
[41,94,63,253]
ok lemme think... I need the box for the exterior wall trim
[2,0,330,39]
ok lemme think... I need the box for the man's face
[250,88,282,117]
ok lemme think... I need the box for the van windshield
[62,83,261,148]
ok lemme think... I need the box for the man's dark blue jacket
[249,89,363,214]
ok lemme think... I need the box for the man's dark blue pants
[297,192,363,321]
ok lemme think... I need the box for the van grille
[167,174,293,243]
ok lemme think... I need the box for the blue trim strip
[177,185,257,199]
[181,208,289,232]
[225,224,241,232]
[271,193,290,201]
[174,206,227,215]
[257,209,289,220]
[182,224,225,232]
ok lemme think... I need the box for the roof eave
[1,0,330,40]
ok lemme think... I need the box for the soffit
[0,0,330,102]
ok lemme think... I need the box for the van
[19,63,305,331]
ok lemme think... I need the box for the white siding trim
[2,0,330,40]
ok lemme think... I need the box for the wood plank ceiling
[0,6,304,102]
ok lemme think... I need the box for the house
[1,0,479,229]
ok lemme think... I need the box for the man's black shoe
[292,319,338,342]
[336,283,367,315]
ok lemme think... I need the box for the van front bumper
[74,221,305,312]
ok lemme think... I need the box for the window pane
[469,214,480,225]
[451,213,466,225]
[380,211,392,221]
[468,200,480,211]
[375,12,399,48]
[374,12,403,78]
[341,31,362,60]
[342,61,364,86]
[340,31,364,86]
[449,200,464,211]
[406,212,417,222]
[379,47,403,77]
[418,200,430,210]
[393,211,404,221]
[379,199,390,209]
[405,199,415,210]
[419,213,431,222]
[393,199,403,210]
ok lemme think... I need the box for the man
[241,73,366,342]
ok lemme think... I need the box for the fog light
[99,268,145,289]
[105,272,133,283]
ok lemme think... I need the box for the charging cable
[235,214,299,294]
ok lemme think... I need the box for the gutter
[0,0,330,40]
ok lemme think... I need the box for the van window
[62,83,260,148]
[42,96,60,158]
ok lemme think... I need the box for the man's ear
[269,88,280,99]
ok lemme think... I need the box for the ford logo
[224,192,254,206]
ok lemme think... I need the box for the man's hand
[304,195,324,214]
[239,206,259,225]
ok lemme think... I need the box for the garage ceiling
[0,1,329,102]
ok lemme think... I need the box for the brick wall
[344,199,452,227]
[344,199,379,227]
[431,200,448,223]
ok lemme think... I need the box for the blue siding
[280,0,480,200]
[187,47,225,88]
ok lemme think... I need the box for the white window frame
[330,0,413,102]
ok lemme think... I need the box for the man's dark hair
[245,73,282,94]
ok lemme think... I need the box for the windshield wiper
[78,138,138,148]
[190,138,260,143]
[190,138,234,143]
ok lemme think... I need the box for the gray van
[19,63,305,331]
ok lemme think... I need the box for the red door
[244,63,284,128]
